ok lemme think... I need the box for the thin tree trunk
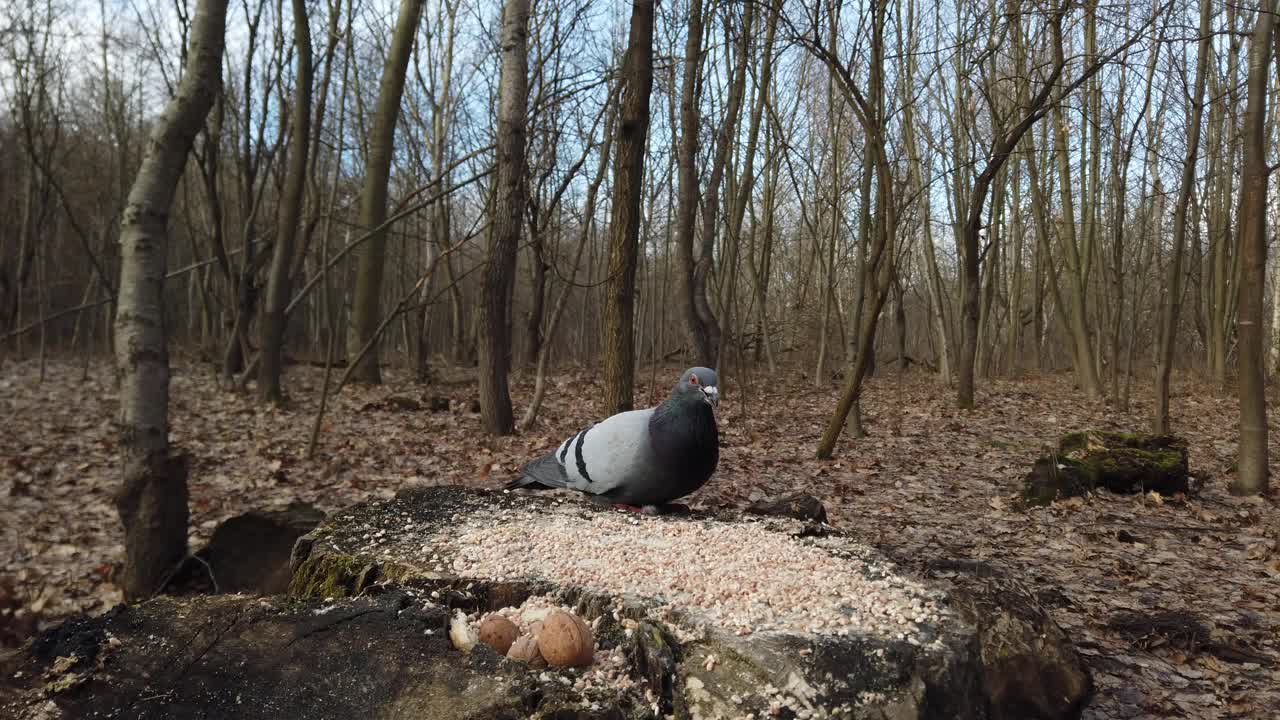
[601,0,655,415]
[114,0,226,601]
[346,0,426,383]
[811,0,897,458]
[673,0,705,365]
[477,0,531,435]
[1232,1,1275,495]
[1154,0,1210,433]
[1050,71,1103,398]
[692,3,753,367]
[260,0,313,403]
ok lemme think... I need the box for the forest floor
[2,356,1279,719]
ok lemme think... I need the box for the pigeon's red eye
[689,376,698,385]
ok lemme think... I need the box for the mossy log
[1022,431,1189,507]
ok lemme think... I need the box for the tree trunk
[601,0,655,416]
[259,0,313,403]
[812,0,897,459]
[1154,0,1210,433]
[673,0,707,365]
[114,0,226,601]
[523,241,546,368]
[1232,1,1275,495]
[346,0,426,383]
[477,0,531,436]
[1050,58,1103,399]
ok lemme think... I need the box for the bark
[673,0,707,365]
[601,0,655,416]
[1154,0,1210,434]
[1051,90,1103,398]
[1232,1,1275,496]
[523,241,546,367]
[477,0,531,436]
[1271,189,1280,375]
[1109,27,1159,403]
[346,0,426,384]
[260,0,313,403]
[1209,6,1242,386]
[114,0,226,601]
[1007,155,1025,374]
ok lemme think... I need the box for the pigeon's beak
[701,385,719,409]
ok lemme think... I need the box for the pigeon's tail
[505,452,569,491]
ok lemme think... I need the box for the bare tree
[1153,0,1210,434]
[114,0,226,600]
[346,0,426,384]
[477,0,532,435]
[600,0,655,415]
[259,0,313,402]
[954,0,1163,408]
[790,0,901,459]
[1232,0,1276,495]
[673,0,708,366]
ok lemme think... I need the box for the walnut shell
[506,633,545,667]
[478,615,519,656]
[537,610,594,667]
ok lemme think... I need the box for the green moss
[1045,430,1189,498]
[288,549,423,599]
[1025,431,1191,505]
[288,552,383,599]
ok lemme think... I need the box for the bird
[506,367,720,514]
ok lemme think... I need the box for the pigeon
[507,367,720,513]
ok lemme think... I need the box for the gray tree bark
[346,0,426,383]
[114,0,227,601]
[477,0,531,435]
[1153,0,1211,434]
[673,0,708,365]
[260,0,313,403]
[601,0,655,415]
[1232,0,1275,495]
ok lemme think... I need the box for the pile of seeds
[440,505,946,640]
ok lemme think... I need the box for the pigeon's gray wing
[556,408,656,496]
[507,451,571,490]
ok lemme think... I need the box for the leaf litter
[1,358,1278,719]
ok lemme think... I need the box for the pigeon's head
[673,367,719,409]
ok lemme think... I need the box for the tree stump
[1022,431,1189,507]
[2,488,1096,719]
